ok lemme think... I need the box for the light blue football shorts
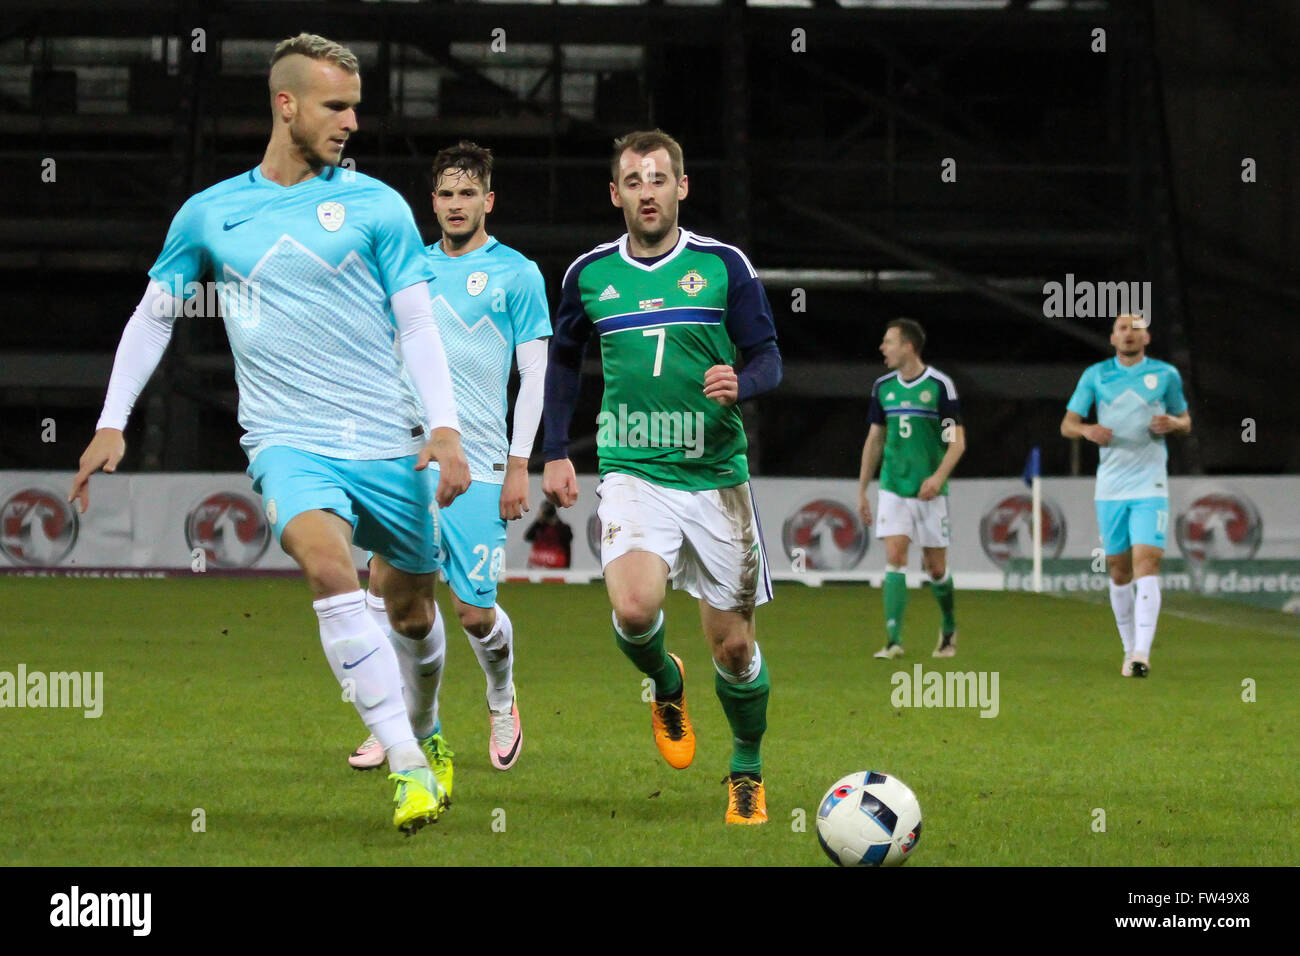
[1095,496,1168,555]
[248,445,442,575]
[430,470,508,609]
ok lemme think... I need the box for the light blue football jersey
[427,238,551,484]
[1067,356,1188,500]
[149,165,434,463]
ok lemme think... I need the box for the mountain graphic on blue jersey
[430,294,510,345]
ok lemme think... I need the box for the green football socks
[883,569,908,645]
[612,610,682,699]
[931,572,957,634]
[716,651,770,775]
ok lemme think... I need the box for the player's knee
[297,550,358,597]
[925,558,947,580]
[715,635,752,676]
[389,600,436,639]
[1134,558,1161,579]
[458,604,494,638]
[612,594,660,636]
[1107,562,1132,585]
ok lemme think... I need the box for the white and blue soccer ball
[816,771,922,867]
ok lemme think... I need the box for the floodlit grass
[2,578,1296,866]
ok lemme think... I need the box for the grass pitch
[1,577,1297,866]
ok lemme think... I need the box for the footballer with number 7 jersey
[67,34,470,835]
[541,129,783,824]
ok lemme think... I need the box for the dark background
[2,0,1296,480]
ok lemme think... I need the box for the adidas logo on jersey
[598,285,620,301]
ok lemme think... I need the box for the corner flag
[1023,446,1042,592]
[1022,446,1041,487]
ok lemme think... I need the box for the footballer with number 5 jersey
[857,319,966,660]
[1060,313,1191,678]
[541,129,782,824]
[68,34,470,835]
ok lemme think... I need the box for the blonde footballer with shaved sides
[72,33,470,834]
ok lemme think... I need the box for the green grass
[1,577,1297,866]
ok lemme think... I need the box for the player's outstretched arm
[857,424,885,524]
[919,425,966,501]
[68,281,180,513]
[1060,410,1112,446]
[542,458,579,508]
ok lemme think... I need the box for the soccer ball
[815,771,922,866]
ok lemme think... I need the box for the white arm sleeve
[508,336,549,460]
[95,281,180,431]
[392,282,460,434]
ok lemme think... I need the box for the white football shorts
[596,471,773,613]
[874,488,951,549]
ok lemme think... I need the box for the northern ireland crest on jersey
[919,390,932,404]
[316,202,345,232]
[466,271,489,296]
[1143,373,1158,390]
[678,270,707,296]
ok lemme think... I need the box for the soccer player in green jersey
[541,129,783,824]
[857,319,966,659]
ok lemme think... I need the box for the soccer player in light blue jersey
[68,34,471,834]
[1061,314,1192,678]
[351,141,550,773]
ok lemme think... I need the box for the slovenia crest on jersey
[1143,373,1158,390]
[466,271,489,296]
[317,202,345,232]
[678,270,707,296]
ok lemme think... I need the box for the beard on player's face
[626,201,675,246]
[440,208,482,242]
[290,116,344,169]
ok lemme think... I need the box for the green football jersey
[554,229,776,491]
[868,366,962,497]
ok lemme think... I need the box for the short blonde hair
[269,33,360,77]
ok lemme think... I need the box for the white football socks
[1134,575,1161,657]
[466,604,515,713]
[314,590,424,771]
[366,590,446,740]
[1108,580,1136,654]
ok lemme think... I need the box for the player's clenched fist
[702,364,739,406]
[68,428,126,514]
[542,458,579,508]
[418,427,471,508]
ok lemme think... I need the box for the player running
[68,34,470,834]
[350,141,550,775]
[1060,313,1191,678]
[857,319,966,659]
[542,129,783,824]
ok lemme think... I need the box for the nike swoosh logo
[342,648,378,670]
[223,217,253,231]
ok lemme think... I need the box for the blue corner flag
[1022,446,1041,487]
